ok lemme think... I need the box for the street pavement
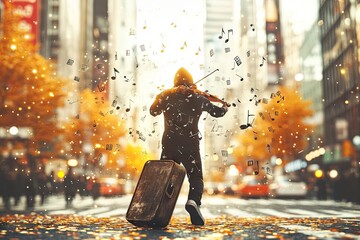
[0,194,359,239]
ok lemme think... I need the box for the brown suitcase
[126,160,186,228]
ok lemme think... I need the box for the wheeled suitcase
[126,160,186,228]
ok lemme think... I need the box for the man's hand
[222,103,228,112]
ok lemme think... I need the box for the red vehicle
[237,176,269,199]
[100,178,126,196]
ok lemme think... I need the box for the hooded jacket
[150,68,227,150]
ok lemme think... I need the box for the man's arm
[150,92,165,116]
[201,98,228,118]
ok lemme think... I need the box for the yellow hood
[173,67,194,87]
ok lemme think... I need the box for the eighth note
[236,74,244,81]
[111,68,119,80]
[125,99,134,112]
[219,27,226,39]
[259,57,266,67]
[225,29,233,43]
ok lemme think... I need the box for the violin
[172,84,231,107]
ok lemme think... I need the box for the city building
[319,0,360,176]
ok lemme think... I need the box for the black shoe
[185,200,205,226]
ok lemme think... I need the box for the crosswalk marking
[200,207,216,218]
[48,209,76,215]
[223,208,255,217]
[95,208,127,218]
[279,224,360,239]
[255,208,296,217]
[2,195,359,220]
[286,209,322,217]
[319,209,360,217]
[77,207,111,216]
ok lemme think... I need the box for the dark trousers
[161,146,203,206]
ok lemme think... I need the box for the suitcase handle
[165,182,175,198]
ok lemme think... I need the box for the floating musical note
[260,57,266,67]
[124,76,130,82]
[268,113,275,121]
[218,27,226,39]
[180,41,187,50]
[249,95,257,102]
[270,93,276,99]
[152,122,158,133]
[203,112,209,121]
[93,121,97,127]
[226,79,231,85]
[195,47,201,55]
[268,126,274,132]
[225,29,233,43]
[95,97,104,104]
[266,144,271,153]
[111,68,119,80]
[106,144,113,151]
[236,74,244,81]
[253,161,259,175]
[129,28,136,35]
[250,24,255,31]
[221,150,228,157]
[143,21,147,30]
[210,49,214,57]
[247,50,250,57]
[126,99,134,112]
[234,56,242,66]
[160,43,166,53]
[253,131,258,140]
[259,112,265,120]
[262,98,269,104]
[240,110,255,130]
[73,76,80,82]
[67,59,74,66]
[225,47,230,53]
[97,84,105,92]
[112,98,120,110]
[277,96,285,103]
[129,128,133,136]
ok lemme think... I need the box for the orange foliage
[234,86,314,167]
[0,2,66,154]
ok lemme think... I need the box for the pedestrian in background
[91,177,101,203]
[36,167,49,205]
[316,175,327,200]
[24,166,36,209]
[63,167,77,207]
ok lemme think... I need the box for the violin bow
[193,69,219,85]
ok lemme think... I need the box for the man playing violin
[150,67,228,225]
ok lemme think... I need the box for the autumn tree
[62,89,127,167]
[233,86,313,171]
[0,2,66,155]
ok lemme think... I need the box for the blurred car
[204,182,220,195]
[217,182,238,195]
[237,176,269,199]
[269,175,307,198]
[98,177,126,196]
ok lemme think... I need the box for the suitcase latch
[166,182,175,198]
